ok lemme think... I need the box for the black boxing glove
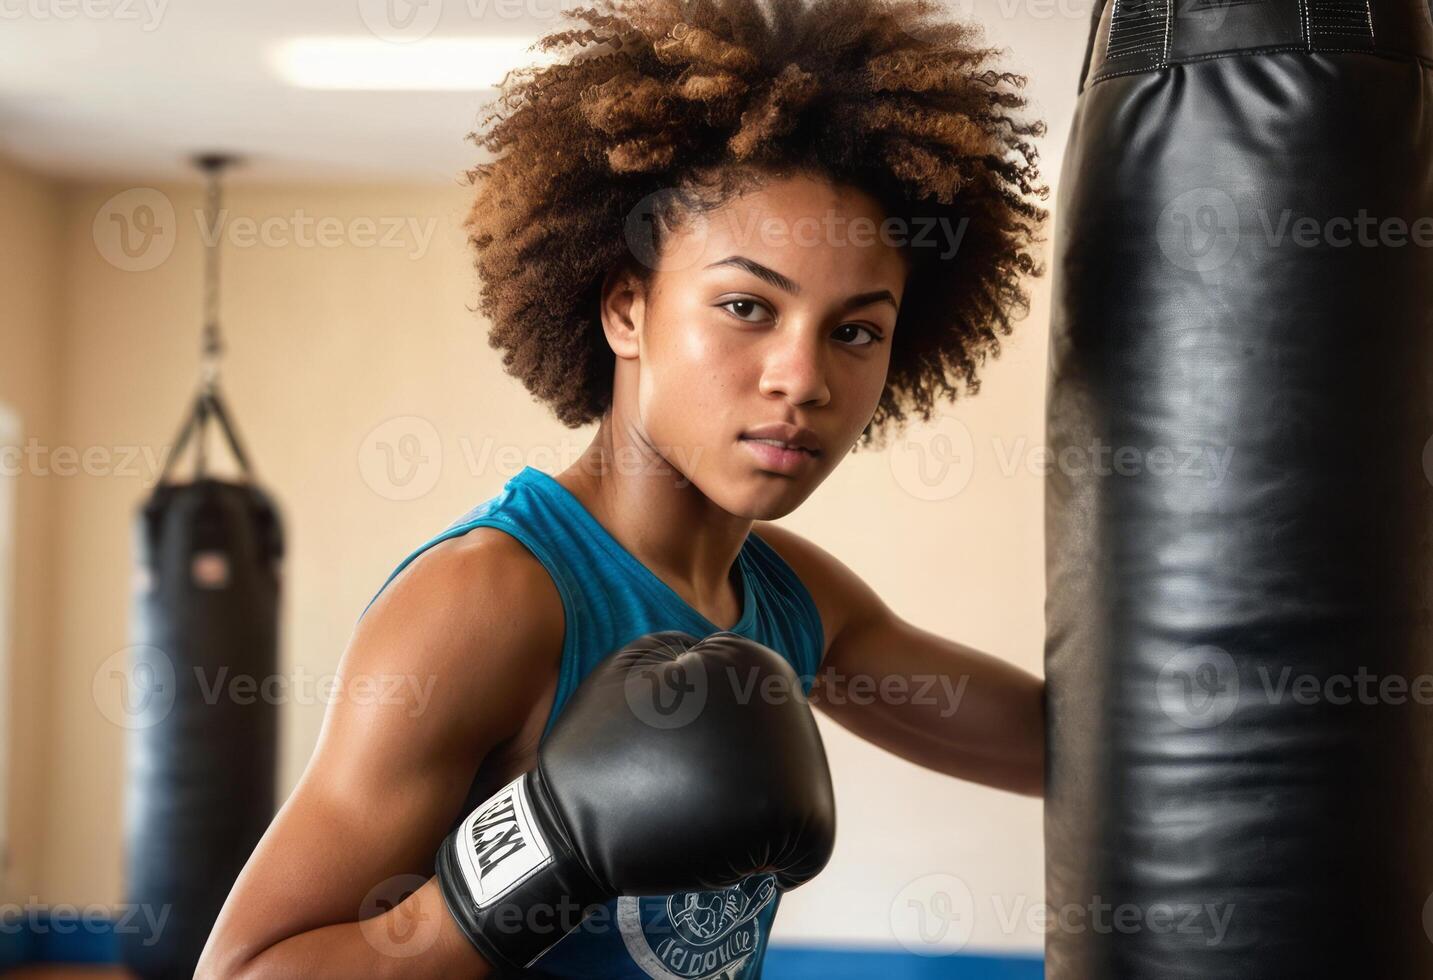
[434,630,835,973]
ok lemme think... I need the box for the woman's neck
[555,420,751,627]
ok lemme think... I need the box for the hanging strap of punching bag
[158,154,255,487]
[160,387,254,484]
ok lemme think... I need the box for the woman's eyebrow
[706,255,800,294]
[705,254,898,311]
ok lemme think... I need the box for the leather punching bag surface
[1046,2,1433,977]
[121,395,282,979]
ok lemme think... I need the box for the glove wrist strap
[436,772,609,972]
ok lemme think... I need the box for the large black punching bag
[121,387,282,979]
[1045,1,1433,976]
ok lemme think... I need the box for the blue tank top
[369,466,825,979]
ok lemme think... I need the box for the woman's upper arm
[201,529,563,973]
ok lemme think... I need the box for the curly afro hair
[463,0,1048,445]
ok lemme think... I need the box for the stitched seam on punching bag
[1157,0,1169,64]
[1106,0,1170,60]
[1087,43,1433,88]
[1308,0,1374,40]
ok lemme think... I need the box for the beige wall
[0,155,65,906]
[5,163,1054,952]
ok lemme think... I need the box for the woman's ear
[599,264,645,361]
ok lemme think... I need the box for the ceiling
[0,0,551,184]
[0,0,1079,186]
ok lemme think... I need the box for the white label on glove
[455,773,552,908]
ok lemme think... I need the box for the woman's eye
[719,299,770,322]
[833,323,881,347]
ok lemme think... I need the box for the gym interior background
[0,2,1083,975]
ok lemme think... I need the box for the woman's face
[604,172,908,520]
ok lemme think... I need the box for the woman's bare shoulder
[346,526,565,743]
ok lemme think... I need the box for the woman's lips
[740,436,819,475]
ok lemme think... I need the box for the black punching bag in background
[122,385,282,979]
[1045,1,1433,977]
